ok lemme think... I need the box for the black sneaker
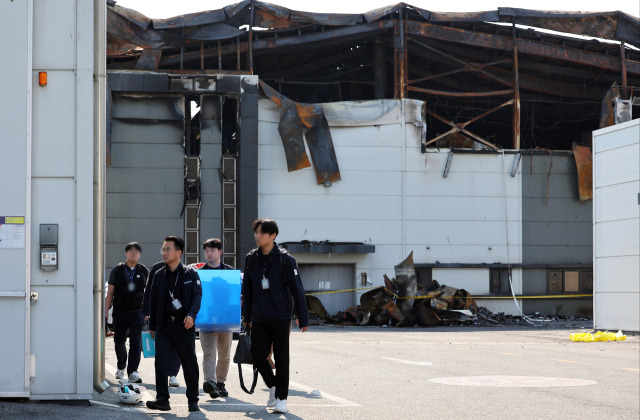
[203,380,220,398]
[146,400,170,411]
[188,401,200,412]
[216,382,228,397]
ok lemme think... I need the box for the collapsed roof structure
[106,1,639,150]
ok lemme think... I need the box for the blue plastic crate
[195,269,242,332]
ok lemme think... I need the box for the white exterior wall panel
[593,119,640,332]
[258,99,523,314]
[0,0,97,399]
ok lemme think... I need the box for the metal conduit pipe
[93,0,109,394]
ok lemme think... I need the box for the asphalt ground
[1,322,638,419]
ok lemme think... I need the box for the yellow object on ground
[570,330,627,342]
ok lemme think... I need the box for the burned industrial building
[104,1,639,319]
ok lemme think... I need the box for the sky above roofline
[115,0,639,20]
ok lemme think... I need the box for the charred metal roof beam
[405,21,640,75]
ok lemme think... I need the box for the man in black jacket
[143,261,181,388]
[105,242,148,384]
[146,236,202,412]
[242,219,309,414]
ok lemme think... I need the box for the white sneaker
[128,371,142,383]
[267,386,276,407]
[273,398,288,414]
[169,376,179,387]
[115,369,125,380]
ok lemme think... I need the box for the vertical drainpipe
[93,0,108,394]
[25,0,34,393]
[511,17,521,150]
[401,101,407,258]
[249,0,254,74]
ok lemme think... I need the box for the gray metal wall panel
[199,96,223,261]
[106,193,183,219]
[111,120,185,144]
[200,194,223,219]
[110,143,184,168]
[107,169,184,193]
[298,264,356,315]
[106,218,184,247]
[200,169,223,194]
[522,155,592,266]
[522,197,592,222]
[200,219,223,245]
[521,295,593,316]
[200,144,222,168]
[522,245,593,265]
[106,95,186,270]
[523,173,579,199]
[111,95,185,120]
[522,269,548,294]
[523,222,593,245]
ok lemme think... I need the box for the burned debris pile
[306,252,481,327]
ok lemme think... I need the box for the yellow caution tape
[307,287,592,300]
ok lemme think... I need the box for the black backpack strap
[279,249,290,287]
[238,365,259,394]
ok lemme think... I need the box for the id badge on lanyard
[168,272,183,310]
[127,268,136,292]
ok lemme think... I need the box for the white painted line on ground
[169,403,350,408]
[383,357,433,367]
[289,380,361,407]
[89,400,120,409]
[241,365,360,407]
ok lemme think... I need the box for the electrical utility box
[0,1,102,399]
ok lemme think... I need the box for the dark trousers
[113,310,143,375]
[168,351,181,377]
[251,320,291,400]
[155,320,199,402]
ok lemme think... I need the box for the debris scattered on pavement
[305,252,594,328]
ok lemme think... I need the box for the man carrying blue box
[242,218,309,415]
[198,238,235,399]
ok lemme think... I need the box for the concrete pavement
[1,323,638,419]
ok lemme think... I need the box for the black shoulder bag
[233,325,259,394]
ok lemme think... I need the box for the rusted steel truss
[423,101,512,150]
[107,2,640,151]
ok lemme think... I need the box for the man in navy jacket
[146,236,202,412]
[242,218,309,414]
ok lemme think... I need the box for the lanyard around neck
[125,266,136,283]
[167,269,180,299]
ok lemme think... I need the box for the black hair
[202,238,223,250]
[164,236,185,253]
[252,218,279,236]
[125,242,142,253]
